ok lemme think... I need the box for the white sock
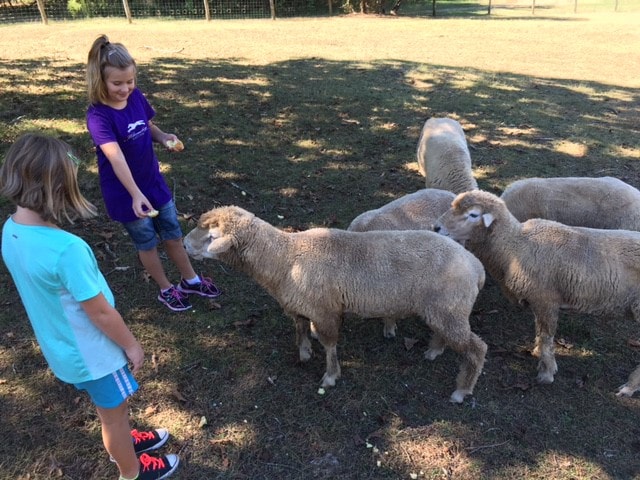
[185,275,200,285]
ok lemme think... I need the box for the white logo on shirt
[127,120,145,133]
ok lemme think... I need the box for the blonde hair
[86,34,137,105]
[0,133,97,224]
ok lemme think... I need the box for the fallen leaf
[171,386,188,402]
[627,338,640,349]
[207,300,222,310]
[144,405,158,416]
[233,317,256,327]
[513,382,531,391]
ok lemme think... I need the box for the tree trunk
[269,0,276,19]
[35,0,47,24]
[122,0,133,23]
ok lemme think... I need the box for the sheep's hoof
[299,346,312,362]
[536,371,555,384]
[424,347,444,361]
[449,390,469,404]
[383,324,397,339]
[616,384,636,397]
[321,373,337,388]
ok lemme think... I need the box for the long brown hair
[86,34,137,105]
[0,133,97,223]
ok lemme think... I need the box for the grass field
[1,11,640,480]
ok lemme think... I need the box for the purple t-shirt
[86,88,172,223]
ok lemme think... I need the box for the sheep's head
[434,190,503,242]
[183,205,255,260]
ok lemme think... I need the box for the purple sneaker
[158,286,192,312]
[177,275,221,298]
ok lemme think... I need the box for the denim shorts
[123,200,184,251]
[74,365,139,409]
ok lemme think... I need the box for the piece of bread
[166,139,184,151]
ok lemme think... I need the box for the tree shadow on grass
[0,55,639,478]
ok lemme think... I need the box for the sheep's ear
[482,213,495,227]
[208,235,234,255]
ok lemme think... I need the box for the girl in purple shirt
[86,34,221,312]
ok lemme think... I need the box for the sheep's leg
[617,303,640,396]
[312,315,342,388]
[382,318,397,338]
[449,332,488,404]
[531,304,559,383]
[294,316,313,362]
[617,363,640,397]
[424,333,446,360]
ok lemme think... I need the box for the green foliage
[66,0,87,18]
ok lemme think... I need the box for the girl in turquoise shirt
[0,133,179,480]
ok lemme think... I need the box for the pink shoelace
[140,453,167,471]
[131,429,155,445]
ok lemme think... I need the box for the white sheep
[500,176,640,230]
[347,188,456,233]
[434,189,640,397]
[416,117,478,194]
[184,205,487,403]
[347,188,456,338]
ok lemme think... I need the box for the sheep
[347,188,456,338]
[433,189,640,397]
[500,176,640,230]
[184,205,487,403]
[416,117,478,194]
[347,188,456,233]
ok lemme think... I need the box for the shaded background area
[0,16,639,479]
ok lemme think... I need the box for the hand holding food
[165,139,184,151]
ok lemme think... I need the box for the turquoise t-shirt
[1,217,127,384]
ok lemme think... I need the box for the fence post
[269,0,276,19]
[122,0,133,23]
[35,0,48,24]
[204,0,211,20]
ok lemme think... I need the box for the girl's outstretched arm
[99,141,153,217]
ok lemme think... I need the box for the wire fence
[0,0,636,24]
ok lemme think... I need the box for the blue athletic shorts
[123,200,184,251]
[74,365,139,409]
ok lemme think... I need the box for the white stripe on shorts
[113,367,135,400]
